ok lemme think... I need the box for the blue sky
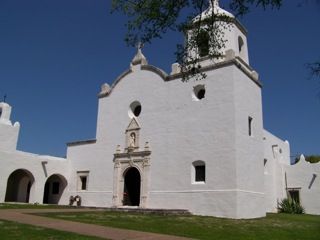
[0,0,319,158]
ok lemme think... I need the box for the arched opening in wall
[43,174,67,204]
[5,169,35,203]
[192,161,206,183]
[129,101,142,118]
[197,30,210,57]
[192,85,206,101]
[238,36,244,55]
[123,167,141,206]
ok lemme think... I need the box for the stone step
[103,207,191,215]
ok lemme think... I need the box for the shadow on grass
[39,211,320,240]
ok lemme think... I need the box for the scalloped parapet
[0,102,20,151]
[0,102,12,125]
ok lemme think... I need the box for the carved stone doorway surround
[112,117,151,208]
[112,147,151,208]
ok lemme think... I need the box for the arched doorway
[43,174,67,204]
[5,169,35,203]
[123,167,141,206]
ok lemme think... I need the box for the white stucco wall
[283,158,320,215]
[263,130,290,212]
[233,66,265,218]
[263,130,320,215]
[66,57,265,218]
[0,150,69,204]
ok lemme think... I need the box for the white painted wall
[283,157,320,215]
[0,103,20,152]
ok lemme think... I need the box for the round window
[192,85,206,101]
[129,101,142,118]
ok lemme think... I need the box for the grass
[0,220,103,240]
[40,211,320,240]
[2,204,319,239]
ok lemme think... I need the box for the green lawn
[0,220,102,240]
[2,204,319,239]
[41,211,320,240]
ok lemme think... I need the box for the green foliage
[230,0,282,16]
[111,0,282,45]
[278,198,305,214]
[307,61,320,79]
[306,155,320,163]
[43,211,320,240]
[111,0,283,80]
[294,155,320,164]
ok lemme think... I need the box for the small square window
[288,189,300,204]
[80,176,87,190]
[52,182,60,194]
[77,171,89,191]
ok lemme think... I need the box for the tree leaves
[111,0,283,80]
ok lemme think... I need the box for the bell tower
[187,0,249,66]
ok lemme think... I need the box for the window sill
[192,181,205,185]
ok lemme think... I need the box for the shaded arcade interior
[43,174,67,204]
[5,169,34,203]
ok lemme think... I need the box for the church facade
[0,2,319,219]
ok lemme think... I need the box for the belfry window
[197,30,210,57]
[192,161,206,183]
[238,36,244,53]
[248,116,253,136]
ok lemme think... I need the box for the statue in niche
[129,132,136,147]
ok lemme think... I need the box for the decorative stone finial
[99,83,111,95]
[0,102,12,125]
[131,42,148,66]
[144,141,150,151]
[193,0,233,23]
[116,145,121,153]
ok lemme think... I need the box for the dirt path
[0,208,192,240]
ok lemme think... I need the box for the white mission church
[0,1,319,219]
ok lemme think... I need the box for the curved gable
[98,64,168,98]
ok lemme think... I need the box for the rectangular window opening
[195,165,205,182]
[288,189,300,204]
[80,176,87,190]
[248,116,253,136]
[77,171,89,191]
